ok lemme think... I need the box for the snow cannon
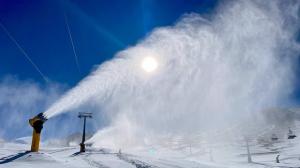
[29,113,47,152]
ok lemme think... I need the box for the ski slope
[1,134,300,168]
[0,143,222,168]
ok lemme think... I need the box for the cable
[64,12,81,75]
[0,21,48,82]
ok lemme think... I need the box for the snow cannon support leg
[29,113,47,152]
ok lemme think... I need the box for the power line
[64,12,81,75]
[0,21,48,82]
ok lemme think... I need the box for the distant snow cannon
[29,113,47,152]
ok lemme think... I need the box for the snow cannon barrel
[29,113,47,152]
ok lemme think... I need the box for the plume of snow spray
[44,48,156,118]
[45,0,299,149]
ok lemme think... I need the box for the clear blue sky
[0,0,218,86]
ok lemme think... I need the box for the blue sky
[0,0,218,86]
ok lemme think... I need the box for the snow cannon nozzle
[29,112,47,152]
[29,113,47,133]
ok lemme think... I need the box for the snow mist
[45,0,299,149]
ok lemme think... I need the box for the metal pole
[78,112,92,152]
[246,139,252,163]
[80,117,87,152]
[82,117,86,144]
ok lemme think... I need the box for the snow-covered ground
[1,134,300,168]
[2,121,300,168]
[0,142,221,168]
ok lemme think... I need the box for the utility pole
[246,138,252,163]
[78,112,92,152]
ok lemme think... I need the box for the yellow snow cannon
[29,113,47,152]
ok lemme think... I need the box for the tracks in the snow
[117,153,160,168]
[69,149,181,168]
[77,150,160,168]
[83,156,109,168]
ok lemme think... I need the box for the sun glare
[141,57,158,73]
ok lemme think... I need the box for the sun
[141,57,158,73]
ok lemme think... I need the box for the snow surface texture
[1,124,300,168]
[43,0,300,150]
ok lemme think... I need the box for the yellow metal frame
[29,115,44,152]
[30,129,41,152]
